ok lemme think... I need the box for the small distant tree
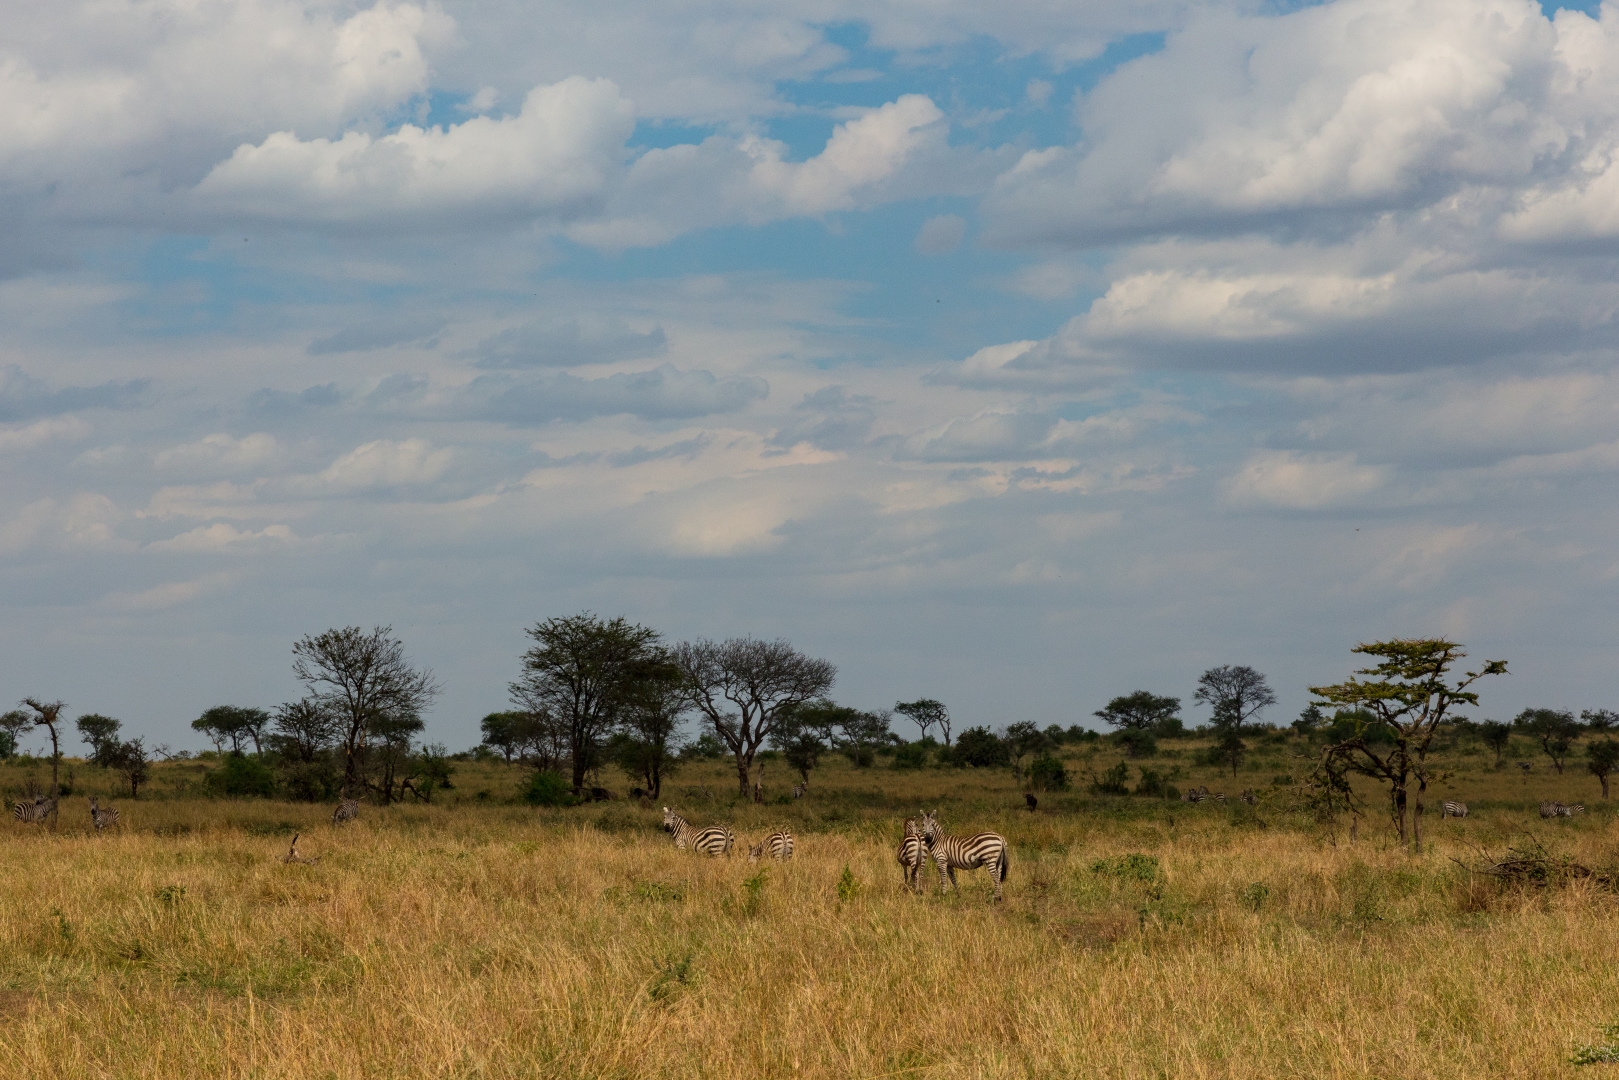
[1514,708,1582,775]
[1588,739,1619,800]
[9,699,66,820]
[894,698,951,746]
[1583,709,1618,733]
[1292,704,1325,735]
[1004,721,1050,779]
[1195,666,1277,778]
[111,738,151,798]
[293,626,441,798]
[192,706,269,755]
[1094,691,1181,733]
[0,709,30,760]
[674,637,837,798]
[1311,640,1506,850]
[76,714,123,767]
[479,711,530,763]
[1478,719,1512,768]
[770,704,830,784]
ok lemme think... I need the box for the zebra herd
[10,796,119,828]
[1181,786,1257,805]
[664,806,1010,900]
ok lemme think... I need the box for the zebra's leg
[947,865,958,891]
[934,853,951,893]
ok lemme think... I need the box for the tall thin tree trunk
[736,753,752,798]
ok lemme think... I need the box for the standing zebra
[332,798,359,825]
[662,807,734,856]
[918,809,1009,902]
[1441,801,1468,818]
[13,797,55,824]
[88,797,120,830]
[748,830,795,861]
[792,783,807,800]
[896,817,926,892]
[1239,790,1257,806]
[1542,801,1585,817]
[1183,786,1211,804]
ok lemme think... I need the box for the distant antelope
[919,809,1009,902]
[12,797,55,824]
[88,797,119,830]
[897,817,926,892]
[662,807,734,856]
[1441,801,1468,818]
[747,830,795,862]
[279,833,319,865]
[332,798,359,825]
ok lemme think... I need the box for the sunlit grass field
[2,734,1617,1078]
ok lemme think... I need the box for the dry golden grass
[1,742,1617,1078]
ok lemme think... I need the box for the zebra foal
[896,817,926,892]
[748,830,795,862]
[662,807,734,856]
[332,798,359,825]
[919,809,1009,902]
[88,797,119,830]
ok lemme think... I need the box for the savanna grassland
[2,731,1618,1079]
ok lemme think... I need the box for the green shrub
[891,742,930,770]
[1091,761,1130,795]
[1116,729,1158,758]
[206,753,275,798]
[1091,853,1160,882]
[952,727,1009,768]
[1028,754,1069,791]
[523,771,573,807]
[1134,766,1168,798]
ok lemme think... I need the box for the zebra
[1239,790,1257,806]
[1441,801,1468,818]
[896,817,927,892]
[88,797,119,830]
[13,797,55,824]
[918,809,1009,902]
[1541,801,1585,818]
[1182,786,1209,803]
[332,798,359,825]
[747,830,795,862]
[792,783,807,800]
[662,807,734,856]
[1210,792,1228,805]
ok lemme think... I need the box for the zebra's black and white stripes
[1540,801,1585,818]
[918,809,1009,901]
[1441,801,1468,819]
[897,817,926,892]
[13,797,55,824]
[792,783,807,800]
[1182,787,1227,805]
[748,830,795,862]
[332,798,359,825]
[662,807,734,856]
[88,797,119,830]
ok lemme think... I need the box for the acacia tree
[112,738,151,798]
[1587,739,1619,800]
[1478,720,1512,768]
[608,662,687,799]
[894,699,951,745]
[1095,691,1180,758]
[1194,666,1277,777]
[1311,639,1506,849]
[292,626,441,798]
[192,706,269,755]
[674,637,836,798]
[76,713,123,767]
[1514,708,1582,774]
[510,613,667,795]
[7,699,67,820]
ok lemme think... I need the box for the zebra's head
[747,841,764,862]
[903,817,920,838]
[661,806,678,831]
[88,797,98,811]
[919,809,939,842]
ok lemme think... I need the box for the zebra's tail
[998,843,1010,884]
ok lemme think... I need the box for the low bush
[523,770,574,807]
[206,754,275,798]
[1029,754,1070,791]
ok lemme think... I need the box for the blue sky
[3,0,1619,753]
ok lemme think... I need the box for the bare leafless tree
[673,638,836,798]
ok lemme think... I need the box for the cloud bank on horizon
[1,0,1616,747]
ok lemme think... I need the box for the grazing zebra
[1441,801,1468,819]
[88,797,119,830]
[918,810,1009,902]
[896,818,926,892]
[792,783,806,800]
[1539,801,1584,818]
[332,798,359,825]
[1240,790,1257,806]
[662,807,734,856]
[1210,792,1228,805]
[12,797,55,824]
[1182,786,1210,803]
[747,830,795,862]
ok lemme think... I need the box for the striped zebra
[792,783,807,800]
[1182,786,1209,803]
[1441,801,1468,818]
[1239,790,1257,806]
[662,807,734,856]
[918,810,1009,901]
[896,817,926,892]
[332,798,359,825]
[88,797,119,830]
[747,830,795,862]
[1539,801,1585,818]
[13,797,55,824]
[1210,792,1228,805]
